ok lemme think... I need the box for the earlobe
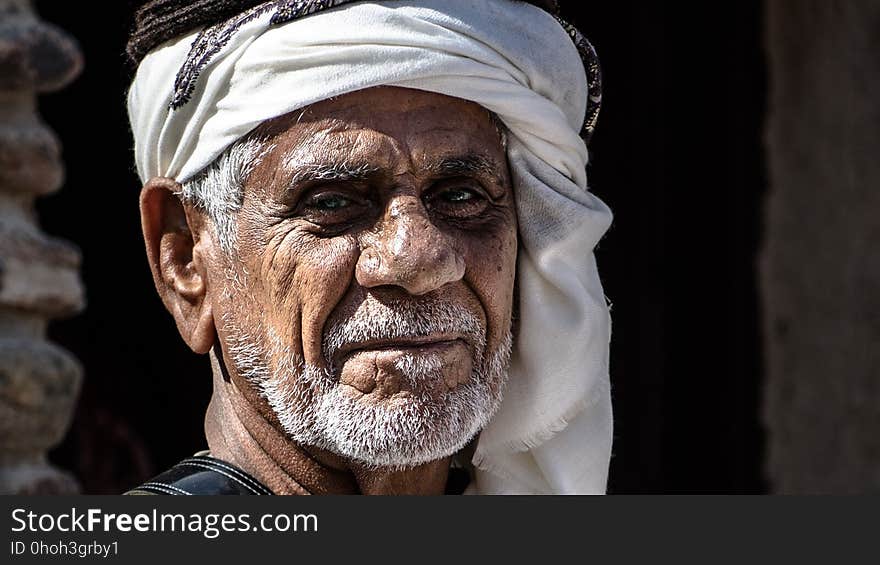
[140,177,216,354]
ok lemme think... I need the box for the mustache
[322,298,485,364]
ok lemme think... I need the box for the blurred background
[1,1,876,494]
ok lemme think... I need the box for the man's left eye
[426,184,489,219]
[310,194,352,210]
[440,188,477,202]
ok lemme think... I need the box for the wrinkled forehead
[248,86,510,187]
[255,86,498,140]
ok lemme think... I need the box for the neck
[204,349,452,495]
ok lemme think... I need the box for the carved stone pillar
[762,0,880,492]
[0,0,85,493]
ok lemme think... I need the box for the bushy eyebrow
[287,161,381,185]
[426,154,506,186]
[282,153,505,188]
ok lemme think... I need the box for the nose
[356,197,465,295]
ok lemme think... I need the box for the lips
[334,335,466,365]
[335,338,474,397]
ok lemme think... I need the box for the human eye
[439,188,478,203]
[425,182,489,219]
[307,192,353,211]
[298,189,369,226]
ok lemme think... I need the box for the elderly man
[125,0,612,495]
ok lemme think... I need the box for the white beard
[223,299,512,469]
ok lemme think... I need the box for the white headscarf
[128,0,613,494]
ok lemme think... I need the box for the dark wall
[35,1,767,493]
[572,3,767,493]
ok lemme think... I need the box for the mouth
[334,335,466,365]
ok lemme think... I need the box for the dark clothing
[126,452,472,495]
[126,453,273,495]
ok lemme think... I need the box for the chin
[254,332,513,468]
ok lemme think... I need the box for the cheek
[259,230,360,364]
[461,219,518,346]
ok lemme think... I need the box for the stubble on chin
[222,303,513,469]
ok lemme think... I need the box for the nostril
[360,248,381,272]
[356,247,385,288]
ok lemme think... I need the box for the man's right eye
[296,190,370,228]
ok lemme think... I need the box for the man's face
[209,86,518,467]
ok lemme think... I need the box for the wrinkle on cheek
[298,235,360,366]
[462,222,517,348]
[249,228,310,359]
[261,229,304,307]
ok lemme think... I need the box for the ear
[140,177,216,354]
